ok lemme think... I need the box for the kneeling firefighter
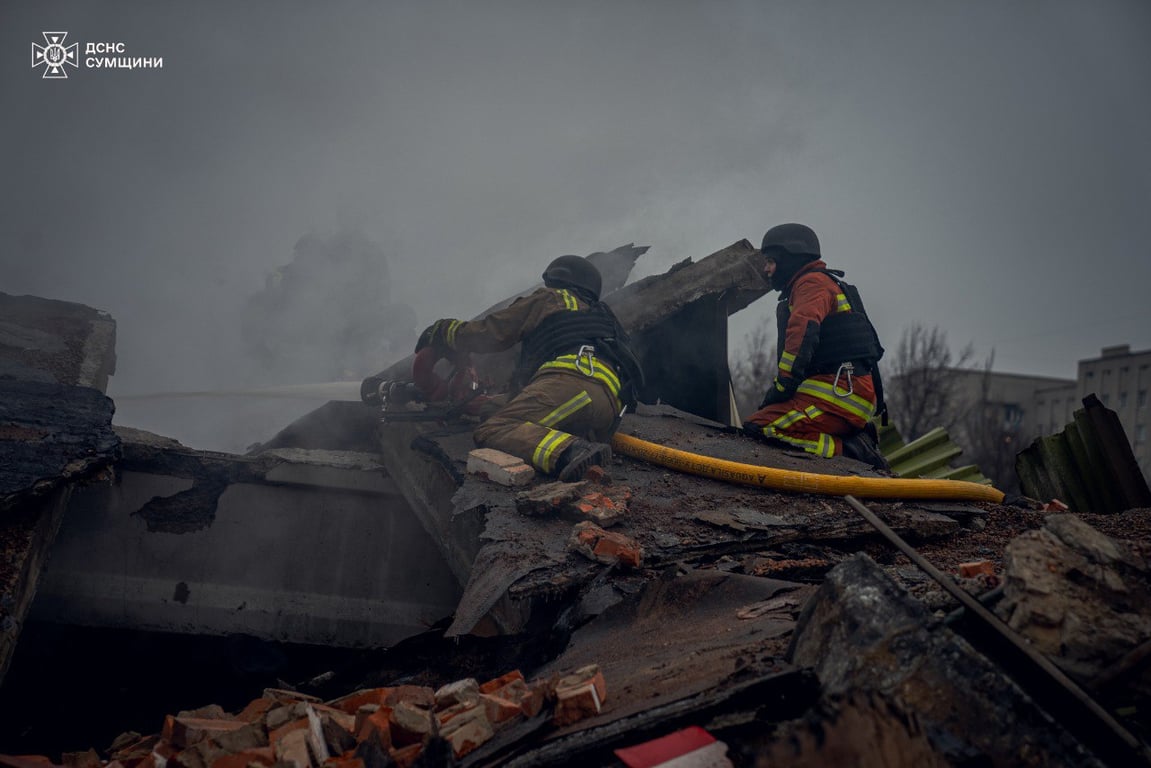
[415,255,644,482]
[743,223,890,471]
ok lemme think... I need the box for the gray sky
[4,1,1150,432]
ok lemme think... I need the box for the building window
[1086,370,1095,379]
[1120,392,1128,408]
[1102,394,1110,406]
[1139,390,1147,409]
[1137,424,1147,444]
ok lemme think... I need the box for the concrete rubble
[3,245,1151,765]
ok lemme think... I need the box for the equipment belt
[537,353,622,409]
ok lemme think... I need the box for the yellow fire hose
[611,432,1006,503]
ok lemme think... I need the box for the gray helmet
[542,255,602,300]
[760,223,820,258]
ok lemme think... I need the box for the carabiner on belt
[832,361,855,397]
[575,344,597,377]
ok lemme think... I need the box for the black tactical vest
[778,268,884,375]
[513,297,644,403]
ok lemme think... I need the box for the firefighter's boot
[556,439,613,482]
[842,426,890,472]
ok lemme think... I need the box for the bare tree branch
[729,313,776,421]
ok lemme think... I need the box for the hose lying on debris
[610,432,1006,503]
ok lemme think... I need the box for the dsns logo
[32,32,79,79]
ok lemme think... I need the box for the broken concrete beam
[996,514,1151,694]
[569,522,643,568]
[788,553,1106,766]
[467,448,535,487]
[604,240,764,336]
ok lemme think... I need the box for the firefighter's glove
[415,319,457,354]
[759,379,794,409]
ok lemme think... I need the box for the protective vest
[778,268,888,420]
[514,297,644,407]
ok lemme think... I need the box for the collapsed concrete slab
[33,427,461,648]
[375,402,962,640]
[788,553,1106,766]
[1,293,120,685]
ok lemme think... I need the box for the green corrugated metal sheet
[1016,394,1151,513]
[877,422,993,485]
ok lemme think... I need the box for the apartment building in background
[1075,344,1151,480]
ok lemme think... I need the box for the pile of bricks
[0,667,608,768]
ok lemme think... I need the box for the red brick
[273,730,310,768]
[354,707,393,749]
[210,748,275,768]
[326,689,390,716]
[388,701,432,747]
[434,678,480,710]
[583,465,611,485]
[268,718,308,748]
[959,560,995,578]
[163,717,249,750]
[467,448,535,486]
[479,670,525,694]
[569,522,643,567]
[439,706,494,758]
[383,685,434,709]
[210,722,267,753]
[478,694,523,728]
[236,699,277,724]
[435,701,478,727]
[553,665,607,726]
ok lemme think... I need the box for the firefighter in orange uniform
[416,255,643,482]
[743,223,889,470]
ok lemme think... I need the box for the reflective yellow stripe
[835,293,851,312]
[803,404,823,419]
[797,379,876,421]
[774,379,786,393]
[532,427,570,472]
[540,391,592,427]
[764,426,826,455]
[558,289,579,311]
[779,351,796,374]
[538,355,621,401]
[445,319,462,347]
[770,410,806,430]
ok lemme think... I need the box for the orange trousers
[744,373,876,458]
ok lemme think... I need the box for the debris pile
[21,666,607,768]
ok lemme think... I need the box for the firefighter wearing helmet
[415,255,643,481]
[743,223,889,470]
